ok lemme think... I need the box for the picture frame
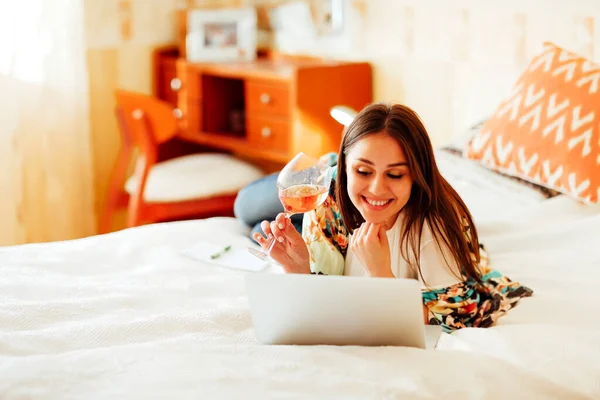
[186,7,257,63]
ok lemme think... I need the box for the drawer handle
[260,93,271,104]
[173,108,183,119]
[170,78,182,91]
[132,109,144,120]
[261,127,272,138]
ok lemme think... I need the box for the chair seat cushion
[125,153,264,202]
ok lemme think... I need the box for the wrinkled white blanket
[1,153,599,399]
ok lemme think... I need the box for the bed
[1,147,599,399]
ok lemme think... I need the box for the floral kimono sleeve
[422,245,533,332]
[301,179,349,276]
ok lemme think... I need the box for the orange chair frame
[100,90,236,234]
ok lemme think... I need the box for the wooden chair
[100,90,264,234]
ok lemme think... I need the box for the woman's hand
[351,222,394,278]
[253,213,311,274]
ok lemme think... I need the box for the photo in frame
[186,7,257,63]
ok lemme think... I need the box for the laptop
[245,273,442,349]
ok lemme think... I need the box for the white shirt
[344,213,464,289]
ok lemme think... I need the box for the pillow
[466,42,600,204]
[440,119,560,199]
[441,119,487,156]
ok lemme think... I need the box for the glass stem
[265,212,293,256]
[265,235,277,254]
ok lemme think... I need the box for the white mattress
[1,152,599,399]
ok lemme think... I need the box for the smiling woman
[333,103,484,282]
[254,102,533,332]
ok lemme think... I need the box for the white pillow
[125,153,264,202]
[441,118,487,156]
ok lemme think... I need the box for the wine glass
[247,152,333,261]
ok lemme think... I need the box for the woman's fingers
[355,222,369,242]
[275,213,288,230]
[353,223,362,239]
[273,213,299,244]
[378,223,388,244]
[253,220,275,250]
[253,215,295,251]
[253,232,268,248]
[261,220,273,237]
[366,222,379,241]
[354,222,385,246]
[270,220,287,244]
[351,223,363,251]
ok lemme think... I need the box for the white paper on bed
[182,240,268,272]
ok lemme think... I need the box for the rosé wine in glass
[279,184,329,214]
[247,153,333,261]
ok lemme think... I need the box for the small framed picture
[186,7,257,63]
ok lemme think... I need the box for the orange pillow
[466,42,600,204]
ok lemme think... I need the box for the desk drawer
[246,116,289,152]
[246,80,290,117]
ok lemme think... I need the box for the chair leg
[99,191,119,234]
[100,190,129,234]
[126,155,153,229]
[127,196,143,228]
[101,133,135,233]
[99,205,114,235]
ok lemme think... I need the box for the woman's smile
[362,195,393,210]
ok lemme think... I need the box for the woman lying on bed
[252,103,533,332]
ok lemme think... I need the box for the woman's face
[345,133,414,229]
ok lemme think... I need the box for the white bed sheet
[1,153,599,399]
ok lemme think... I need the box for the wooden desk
[154,48,372,166]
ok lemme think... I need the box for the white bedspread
[1,153,599,399]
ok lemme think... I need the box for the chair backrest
[114,90,179,147]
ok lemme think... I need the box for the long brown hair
[335,103,482,284]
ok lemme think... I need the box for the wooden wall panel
[87,49,121,229]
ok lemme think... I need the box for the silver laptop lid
[245,273,427,348]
